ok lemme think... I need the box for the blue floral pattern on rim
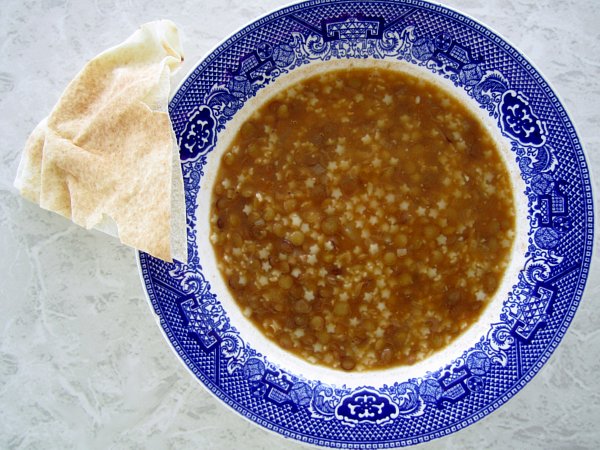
[138,0,593,447]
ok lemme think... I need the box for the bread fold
[15,20,187,263]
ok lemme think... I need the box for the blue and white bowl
[138,1,594,447]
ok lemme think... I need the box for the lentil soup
[209,67,516,371]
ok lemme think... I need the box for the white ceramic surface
[1,1,599,448]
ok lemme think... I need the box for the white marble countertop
[1,0,599,448]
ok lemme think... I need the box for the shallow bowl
[138,1,594,447]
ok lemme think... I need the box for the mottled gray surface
[1,0,599,449]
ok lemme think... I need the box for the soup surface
[210,67,515,371]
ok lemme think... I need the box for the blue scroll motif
[470,71,510,109]
[166,11,575,427]
[335,388,400,426]
[385,381,426,417]
[309,384,341,420]
[499,90,547,147]
[179,105,217,161]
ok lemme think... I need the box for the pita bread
[14,20,187,263]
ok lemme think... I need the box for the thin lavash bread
[14,20,187,263]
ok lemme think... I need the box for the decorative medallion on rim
[138,1,593,447]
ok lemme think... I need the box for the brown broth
[210,67,515,371]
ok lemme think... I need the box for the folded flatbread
[15,20,187,263]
